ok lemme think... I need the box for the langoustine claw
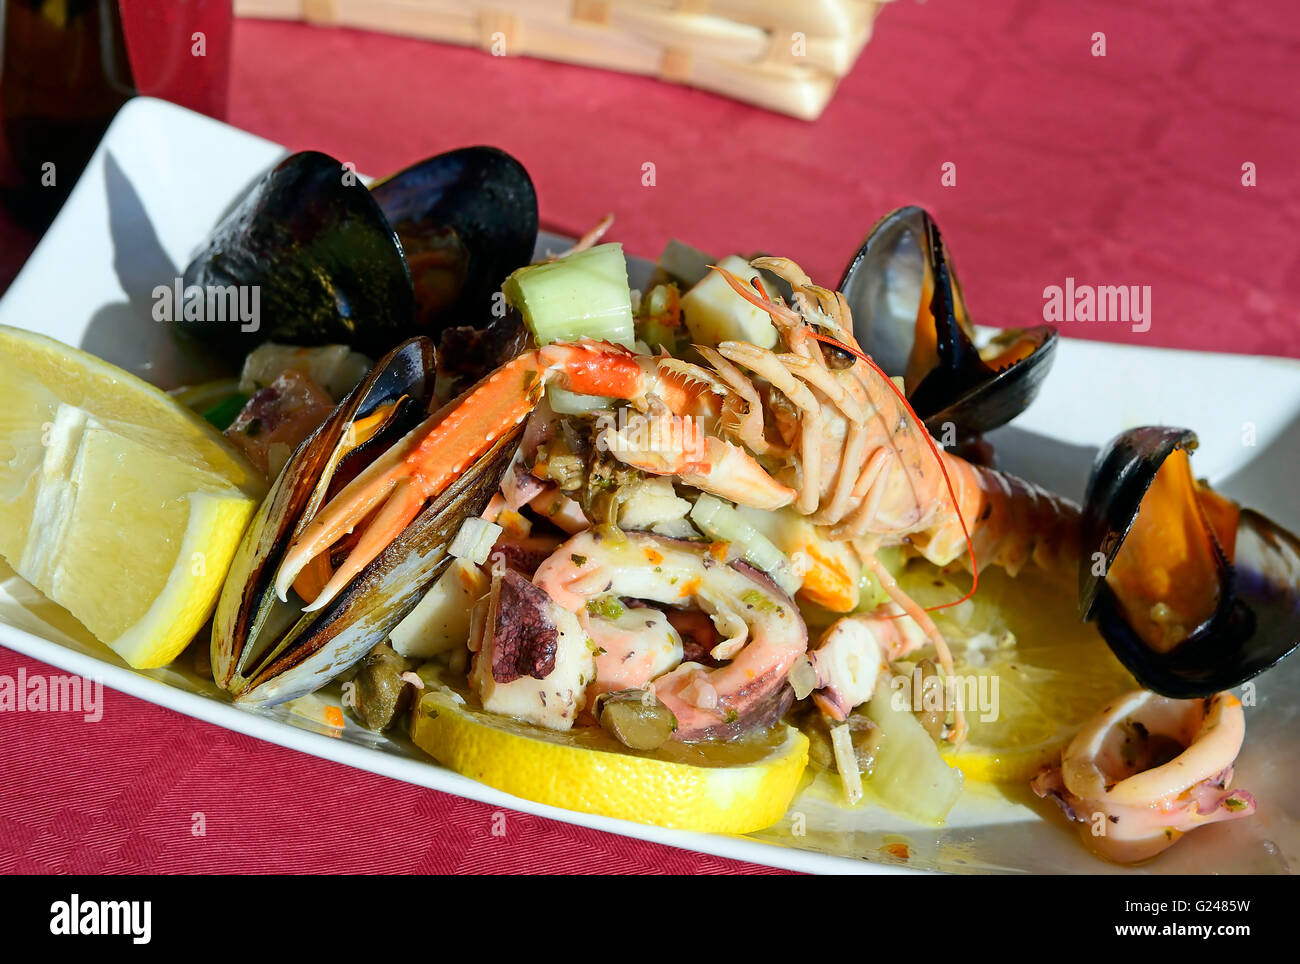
[1031,690,1256,863]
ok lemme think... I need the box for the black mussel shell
[213,336,437,691]
[918,325,1056,441]
[837,206,1056,437]
[1081,426,1300,697]
[370,146,538,337]
[238,425,519,706]
[212,335,522,706]
[181,146,538,361]
[182,150,415,358]
[1228,508,1300,678]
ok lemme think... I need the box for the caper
[351,641,416,731]
[595,689,678,750]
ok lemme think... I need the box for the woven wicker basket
[235,0,889,119]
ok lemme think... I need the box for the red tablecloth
[3,0,1299,874]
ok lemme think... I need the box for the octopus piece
[224,367,335,478]
[793,604,924,721]
[468,568,595,731]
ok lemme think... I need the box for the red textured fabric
[3,0,1300,874]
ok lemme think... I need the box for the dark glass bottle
[0,0,137,230]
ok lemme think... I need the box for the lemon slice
[0,326,262,668]
[411,669,809,833]
[897,563,1136,784]
[940,642,1136,783]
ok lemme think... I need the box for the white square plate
[2,98,1297,874]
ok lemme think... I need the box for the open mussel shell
[212,336,520,707]
[837,206,1056,437]
[1080,426,1300,697]
[370,146,538,336]
[181,150,415,358]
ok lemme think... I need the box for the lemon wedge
[411,668,809,833]
[0,326,262,668]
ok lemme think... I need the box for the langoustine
[1030,690,1256,863]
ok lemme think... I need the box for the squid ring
[1032,690,1256,863]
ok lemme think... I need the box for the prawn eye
[813,326,856,370]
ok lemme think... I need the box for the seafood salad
[2,149,1296,866]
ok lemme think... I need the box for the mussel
[370,147,538,335]
[1080,426,1300,697]
[181,146,537,359]
[837,206,1056,438]
[212,336,520,706]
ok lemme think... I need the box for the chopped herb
[723,708,739,724]
[571,553,588,566]
[201,393,250,431]
[740,589,778,614]
[1224,796,1248,812]
[585,597,626,620]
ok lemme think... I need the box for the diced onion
[788,655,818,700]
[689,495,799,594]
[448,517,502,566]
[547,386,614,415]
[830,722,863,805]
